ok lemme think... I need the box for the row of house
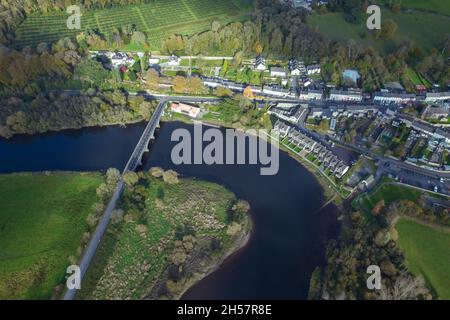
[398,114,450,144]
[374,91,450,104]
[425,92,450,103]
[421,104,449,119]
[273,120,349,178]
[267,104,305,123]
[309,105,380,120]
[373,91,417,104]
[329,89,363,102]
[255,56,321,77]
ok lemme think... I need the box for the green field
[308,11,450,53]
[356,182,421,212]
[0,172,102,299]
[14,0,252,50]
[379,0,450,16]
[396,218,450,299]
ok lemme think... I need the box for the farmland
[13,0,252,50]
[396,217,450,299]
[308,10,450,54]
[0,172,102,299]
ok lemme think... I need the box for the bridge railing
[123,99,167,173]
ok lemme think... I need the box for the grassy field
[396,218,450,299]
[357,183,421,212]
[379,0,450,16]
[0,172,102,299]
[79,172,247,299]
[406,67,432,88]
[308,10,450,53]
[14,0,252,50]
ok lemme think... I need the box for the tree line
[0,89,157,138]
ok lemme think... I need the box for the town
[89,49,450,197]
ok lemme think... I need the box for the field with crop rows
[14,0,252,50]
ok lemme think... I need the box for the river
[0,121,339,299]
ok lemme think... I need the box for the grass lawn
[359,183,421,212]
[0,172,102,299]
[396,218,450,299]
[14,0,252,50]
[379,0,450,16]
[308,11,450,54]
[406,67,423,85]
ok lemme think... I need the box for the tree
[163,170,179,184]
[189,77,206,94]
[216,86,233,97]
[378,273,430,300]
[123,171,139,187]
[172,76,187,93]
[139,101,154,120]
[382,19,398,40]
[146,68,160,90]
[254,43,263,54]
[371,200,385,216]
[106,168,121,187]
[131,31,146,45]
[211,20,221,33]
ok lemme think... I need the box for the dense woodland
[0,89,156,138]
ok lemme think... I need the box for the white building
[254,56,267,71]
[425,92,450,102]
[167,55,181,66]
[306,64,321,75]
[262,86,295,98]
[270,67,287,78]
[329,89,362,102]
[149,57,160,65]
[110,52,134,67]
[307,89,323,100]
[289,58,305,76]
[373,92,416,104]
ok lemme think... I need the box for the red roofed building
[416,84,426,92]
[170,102,201,118]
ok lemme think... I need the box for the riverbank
[78,168,252,300]
[153,216,251,300]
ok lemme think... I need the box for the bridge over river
[64,98,170,300]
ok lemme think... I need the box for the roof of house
[270,67,286,73]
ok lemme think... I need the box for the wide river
[0,121,339,299]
